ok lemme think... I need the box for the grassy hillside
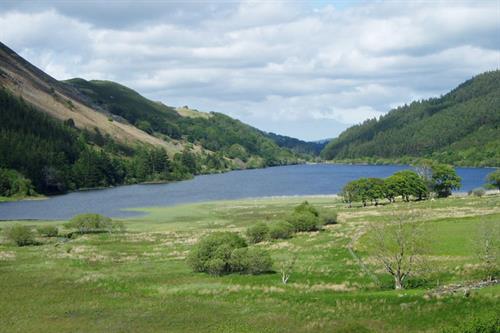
[0,42,172,150]
[66,78,305,166]
[1,194,498,332]
[321,71,500,167]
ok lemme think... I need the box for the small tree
[37,225,59,237]
[431,164,461,198]
[246,222,269,244]
[187,232,247,275]
[486,169,500,190]
[277,254,297,284]
[288,212,321,232]
[288,201,322,232]
[5,224,35,246]
[367,211,428,290]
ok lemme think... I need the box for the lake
[0,164,494,220]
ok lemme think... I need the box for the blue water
[0,164,494,220]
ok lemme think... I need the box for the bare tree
[278,254,297,285]
[368,211,428,290]
[476,219,499,282]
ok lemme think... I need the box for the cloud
[0,0,498,141]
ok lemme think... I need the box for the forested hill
[0,41,309,197]
[321,71,500,167]
[263,132,327,155]
[65,78,303,165]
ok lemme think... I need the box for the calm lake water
[0,164,494,220]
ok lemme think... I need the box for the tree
[341,180,361,207]
[431,164,461,197]
[277,254,297,284]
[288,201,321,232]
[486,169,500,190]
[367,211,428,290]
[187,232,247,275]
[4,224,36,246]
[388,170,428,202]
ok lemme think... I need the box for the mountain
[64,78,302,166]
[0,41,305,196]
[321,71,500,167]
[263,132,327,156]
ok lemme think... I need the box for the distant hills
[321,71,500,167]
[0,41,319,195]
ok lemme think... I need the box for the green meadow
[0,195,499,332]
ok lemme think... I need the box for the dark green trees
[341,167,457,206]
[321,71,500,167]
[386,170,428,202]
[0,168,35,197]
[187,232,273,276]
[486,169,500,190]
[288,201,322,231]
[430,164,461,197]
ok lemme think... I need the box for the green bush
[294,201,319,217]
[288,201,322,232]
[65,213,115,233]
[322,211,338,225]
[269,221,294,239]
[229,247,273,274]
[37,225,59,237]
[288,212,321,232]
[5,224,36,246]
[441,314,499,333]
[0,168,35,197]
[187,232,247,275]
[187,232,273,276]
[470,188,486,197]
[246,222,269,243]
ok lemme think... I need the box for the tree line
[341,163,462,207]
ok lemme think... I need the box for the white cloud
[0,0,498,140]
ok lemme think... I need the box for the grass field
[0,195,499,332]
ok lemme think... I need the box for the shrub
[441,314,499,333]
[294,201,319,217]
[229,247,273,274]
[5,224,36,246]
[246,222,269,243]
[269,221,294,239]
[37,225,59,237]
[187,232,247,274]
[288,212,321,232]
[471,188,486,197]
[65,213,115,233]
[322,211,338,225]
[288,201,321,232]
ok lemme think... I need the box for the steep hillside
[0,41,308,196]
[321,71,500,166]
[65,78,302,166]
[0,42,174,151]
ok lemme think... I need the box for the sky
[0,1,499,141]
